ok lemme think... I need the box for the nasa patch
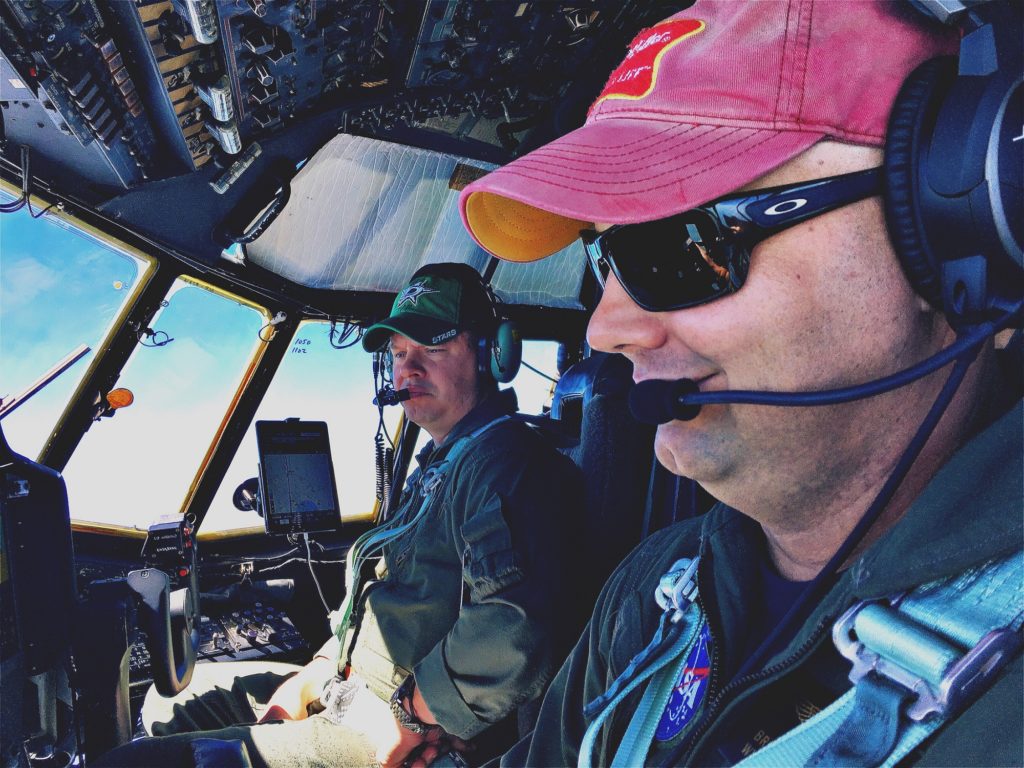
[655,622,711,741]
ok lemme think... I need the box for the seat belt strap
[737,550,1024,768]
[327,415,512,667]
[578,558,703,768]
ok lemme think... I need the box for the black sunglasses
[581,167,883,312]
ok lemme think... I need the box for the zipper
[674,617,833,765]
[697,549,723,707]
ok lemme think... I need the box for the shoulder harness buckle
[833,598,1022,721]
[655,557,701,623]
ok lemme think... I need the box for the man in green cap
[97,263,584,768]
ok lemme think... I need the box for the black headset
[647,2,1024,686]
[885,0,1022,328]
[633,0,1023,427]
[408,263,523,384]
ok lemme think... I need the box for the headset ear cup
[883,57,957,308]
[490,321,522,384]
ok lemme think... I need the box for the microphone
[628,379,702,424]
[373,386,411,407]
[628,316,1012,425]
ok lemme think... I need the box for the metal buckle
[654,557,700,623]
[833,601,1022,721]
[419,465,446,497]
[319,675,359,725]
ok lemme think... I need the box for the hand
[395,678,472,767]
[258,656,335,723]
[373,715,429,768]
[407,732,472,768]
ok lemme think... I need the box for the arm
[414,434,587,738]
[502,524,704,766]
[259,654,336,722]
[500,624,595,767]
[500,552,651,767]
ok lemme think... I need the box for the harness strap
[611,614,706,768]
[327,415,512,667]
[578,558,702,768]
[737,550,1024,768]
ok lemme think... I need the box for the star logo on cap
[396,281,439,308]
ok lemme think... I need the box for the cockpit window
[510,340,560,416]
[0,193,153,460]
[204,320,402,533]
[60,277,267,529]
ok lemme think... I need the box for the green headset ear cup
[883,57,956,309]
[490,320,522,383]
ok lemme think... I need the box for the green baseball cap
[362,263,495,352]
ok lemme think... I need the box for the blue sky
[1,196,144,458]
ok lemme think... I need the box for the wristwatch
[389,675,430,735]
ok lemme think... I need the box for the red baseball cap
[460,0,957,263]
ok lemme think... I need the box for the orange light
[106,388,134,409]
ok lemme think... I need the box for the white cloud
[0,256,60,310]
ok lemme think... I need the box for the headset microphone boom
[628,305,1021,425]
[373,386,411,407]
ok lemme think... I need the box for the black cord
[27,199,57,219]
[373,351,397,450]
[329,319,363,349]
[521,359,558,383]
[731,332,987,682]
[237,547,301,563]
[0,145,31,214]
[0,197,25,213]
[66,653,87,768]
[137,328,174,347]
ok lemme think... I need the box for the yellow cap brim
[464,190,588,263]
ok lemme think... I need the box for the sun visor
[246,134,585,309]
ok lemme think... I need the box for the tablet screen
[255,419,341,535]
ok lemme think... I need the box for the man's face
[587,142,952,517]
[390,330,484,444]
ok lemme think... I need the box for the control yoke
[126,569,198,696]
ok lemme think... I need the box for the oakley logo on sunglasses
[763,198,808,216]
[580,167,883,312]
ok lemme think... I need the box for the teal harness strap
[327,415,512,668]
[610,613,706,768]
[578,558,703,768]
[737,550,1024,768]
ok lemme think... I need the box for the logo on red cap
[591,19,705,114]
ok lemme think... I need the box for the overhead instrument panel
[0,0,691,200]
[0,0,169,188]
[212,0,412,145]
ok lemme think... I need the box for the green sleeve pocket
[461,495,524,602]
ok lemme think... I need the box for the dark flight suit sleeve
[498,530,676,767]
[413,427,585,739]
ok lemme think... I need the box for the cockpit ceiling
[0,0,692,294]
[246,133,586,308]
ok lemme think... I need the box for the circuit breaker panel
[0,0,689,192]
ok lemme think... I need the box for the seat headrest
[550,352,633,422]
